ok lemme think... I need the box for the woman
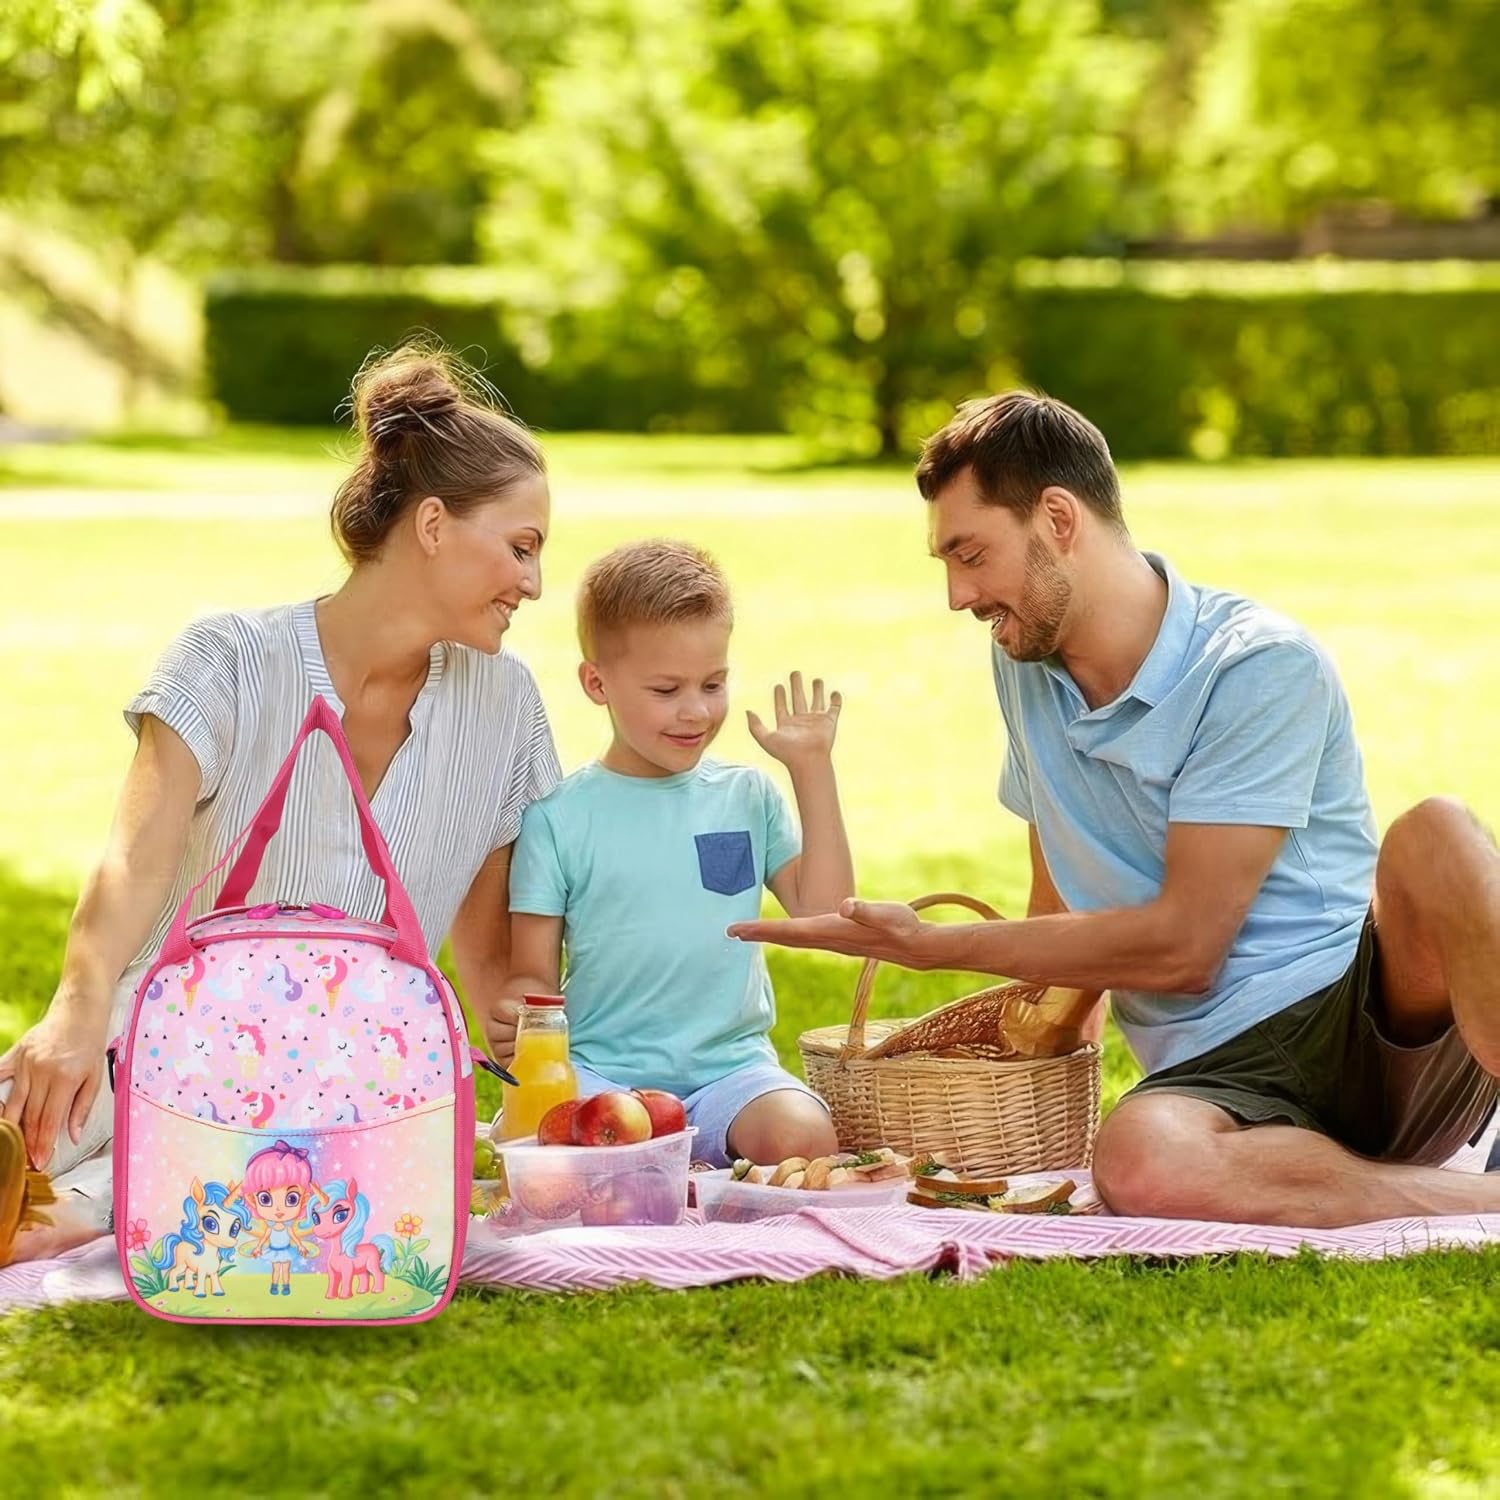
[0,344,558,1266]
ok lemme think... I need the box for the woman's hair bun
[352,348,465,456]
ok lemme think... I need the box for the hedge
[1013,259,1500,460]
[204,260,1500,457]
[201,266,782,433]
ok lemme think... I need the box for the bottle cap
[521,993,566,1007]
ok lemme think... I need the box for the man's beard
[999,536,1071,662]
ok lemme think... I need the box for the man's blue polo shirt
[995,552,1378,1075]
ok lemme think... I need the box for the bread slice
[906,1188,993,1212]
[911,1173,1010,1198]
[993,1179,1077,1214]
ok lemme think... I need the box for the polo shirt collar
[1123,552,1195,708]
[1040,550,1194,712]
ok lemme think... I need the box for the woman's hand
[0,1001,110,1169]
[747,671,842,770]
[1,714,200,1170]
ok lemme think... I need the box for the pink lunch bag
[109,695,502,1326]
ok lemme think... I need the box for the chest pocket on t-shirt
[694,830,756,897]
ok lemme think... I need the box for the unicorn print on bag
[314,1029,356,1083]
[240,1091,276,1128]
[383,1093,416,1115]
[330,1099,363,1126]
[291,1091,323,1126]
[232,1024,265,1079]
[350,959,398,1008]
[180,955,207,1004]
[307,1178,395,1300]
[206,958,255,1004]
[259,960,304,1006]
[400,971,443,1008]
[152,1178,251,1298]
[314,954,348,1008]
[373,1027,406,1081]
[173,1027,212,1079]
[191,1099,227,1122]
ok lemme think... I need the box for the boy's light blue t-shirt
[995,552,1378,1076]
[508,759,800,1096]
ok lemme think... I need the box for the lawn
[2,433,1499,1497]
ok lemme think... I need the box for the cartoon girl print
[239,1140,328,1296]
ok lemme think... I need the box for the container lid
[521,993,566,1008]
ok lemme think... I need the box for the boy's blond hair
[577,539,734,659]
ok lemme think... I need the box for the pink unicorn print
[240,1091,275,1128]
[173,1027,212,1080]
[373,1026,407,1081]
[314,954,348,1008]
[232,1024,266,1079]
[307,1178,394,1300]
[314,1029,356,1083]
[180,955,208,1005]
[383,1093,416,1116]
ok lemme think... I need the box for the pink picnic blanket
[5,1162,1499,1313]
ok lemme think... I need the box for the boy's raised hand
[747,671,842,767]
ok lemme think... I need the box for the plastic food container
[481,1129,697,1235]
[694,1168,908,1224]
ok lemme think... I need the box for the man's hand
[485,997,521,1065]
[747,671,842,770]
[729,897,939,968]
[0,1006,108,1169]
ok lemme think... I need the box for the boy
[495,539,851,1166]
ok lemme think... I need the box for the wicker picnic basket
[797,893,1101,1176]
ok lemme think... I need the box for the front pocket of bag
[120,1091,459,1323]
[694,830,755,896]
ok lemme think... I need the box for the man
[730,392,1500,1227]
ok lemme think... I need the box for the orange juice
[497,998,578,1139]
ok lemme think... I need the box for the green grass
[3,432,1500,1497]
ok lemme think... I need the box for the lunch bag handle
[157,695,428,968]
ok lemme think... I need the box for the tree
[1174,0,1500,231]
[482,0,1154,454]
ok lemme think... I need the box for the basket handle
[841,892,1003,1061]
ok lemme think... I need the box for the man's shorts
[1125,911,1498,1164]
[572,1059,828,1168]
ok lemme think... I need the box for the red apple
[631,1088,687,1138]
[571,1090,653,1146]
[538,1098,586,1146]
